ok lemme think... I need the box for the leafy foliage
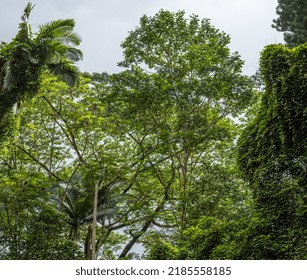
[0,143,83,259]
[237,43,307,259]
[1,5,306,260]
[0,3,82,144]
[108,10,254,258]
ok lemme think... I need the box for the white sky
[1,0,283,76]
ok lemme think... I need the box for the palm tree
[49,172,122,259]
[0,3,83,142]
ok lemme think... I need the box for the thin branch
[152,219,177,228]
[15,144,63,181]
[42,96,85,163]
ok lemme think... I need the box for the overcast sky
[1,0,283,76]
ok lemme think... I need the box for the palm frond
[109,193,137,204]
[48,60,79,86]
[84,208,117,221]
[65,47,83,62]
[3,61,14,91]
[38,18,74,33]
[45,41,69,63]
[55,30,82,46]
[36,22,83,63]
[49,194,62,206]
[60,66,80,86]
[21,2,35,22]
[61,201,77,219]
[38,19,81,47]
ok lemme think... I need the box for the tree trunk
[91,181,99,260]
[118,200,166,259]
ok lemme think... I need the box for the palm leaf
[55,30,82,46]
[48,61,79,86]
[43,40,68,63]
[65,47,83,62]
[3,61,14,91]
[21,2,35,22]
[38,18,75,33]
[38,19,79,44]
[84,208,117,222]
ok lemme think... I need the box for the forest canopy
[0,3,306,260]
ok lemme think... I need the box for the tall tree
[108,10,254,258]
[0,3,82,143]
[272,0,307,47]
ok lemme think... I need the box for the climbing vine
[237,43,307,259]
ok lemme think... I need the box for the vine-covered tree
[272,0,307,47]
[0,3,82,143]
[237,43,307,259]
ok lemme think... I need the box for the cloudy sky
[1,0,283,76]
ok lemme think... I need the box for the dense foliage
[237,43,307,259]
[0,4,306,260]
[0,3,82,144]
[108,10,254,259]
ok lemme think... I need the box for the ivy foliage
[237,43,307,259]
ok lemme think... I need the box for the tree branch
[15,144,63,181]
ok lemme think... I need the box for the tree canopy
[0,4,306,261]
[104,9,254,258]
[272,0,307,47]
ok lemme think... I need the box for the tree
[0,3,82,143]
[108,10,254,258]
[1,8,258,260]
[0,138,83,259]
[50,172,123,259]
[272,0,307,47]
[0,73,140,259]
[237,43,307,259]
